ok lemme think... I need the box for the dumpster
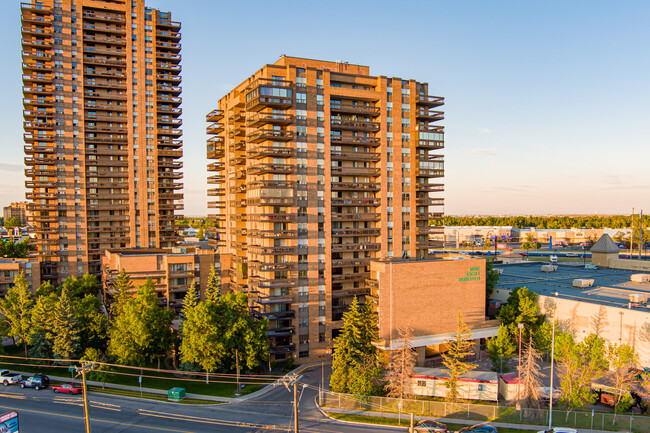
[168,387,186,401]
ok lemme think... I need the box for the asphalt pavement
[0,364,406,433]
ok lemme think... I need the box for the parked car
[458,424,498,433]
[536,428,577,433]
[0,371,22,386]
[52,383,83,394]
[565,252,578,257]
[414,420,447,432]
[19,373,49,390]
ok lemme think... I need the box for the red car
[52,383,83,394]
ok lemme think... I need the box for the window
[417,380,426,387]
[296,93,307,103]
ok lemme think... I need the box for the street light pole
[517,323,524,409]
[549,318,556,430]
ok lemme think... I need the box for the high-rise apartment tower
[21,0,183,283]
[206,56,444,363]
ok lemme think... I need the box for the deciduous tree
[0,274,34,356]
[487,324,516,372]
[607,342,638,422]
[81,347,115,389]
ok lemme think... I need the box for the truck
[0,371,22,387]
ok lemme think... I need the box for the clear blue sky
[3,0,650,216]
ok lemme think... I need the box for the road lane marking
[138,408,281,430]
[0,404,194,432]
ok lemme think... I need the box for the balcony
[331,228,380,237]
[330,166,380,177]
[157,128,182,137]
[331,243,380,253]
[247,112,294,127]
[250,278,296,290]
[156,30,181,40]
[206,109,224,122]
[249,229,296,239]
[247,213,296,223]
[155,41,181,51]
[157,84,181,94]
[416,109,444,121]
[330,135,381,147]
[267,327,295,337]
[247,129,293,143]
[416,168,444,178]
[206,123,223,134]
[156,63,181,71]
[416,183,444,192]
[247,146,295,159]
[416,226,444,235]
[331,198,380,207]
[248,245,298,255]
[269,344,296,354]
[330,102,380,116]
[416,212,444,221]
[247,163,294,176]
[82,57,126,67]
[330,151,380,162]
[246,86,293,112]
[331,213,380,222]
[332,287,371,298]
[415,95,444,107]
[254,309,296,321]
[82,12,125,23]
[416,198,444,206]
[331,181,380,191]
[332,272,370,283]
[331,119,380,131]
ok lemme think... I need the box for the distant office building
[368,255,499,366]
[206,56,445,363]
[0,259,41,296]
[21,0,183,284]
[2,202,29,226]
[101,247,223,312]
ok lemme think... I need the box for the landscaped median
[317,390,650,433]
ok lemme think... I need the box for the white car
[537,428,577,433]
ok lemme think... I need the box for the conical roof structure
[590,234,620,254]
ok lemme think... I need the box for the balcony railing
[331,135,381,146]
[247,129,293,143]
[246,112,294,127]
[330,103,380,116]
[415,95,445,106]
[330,119,380,131]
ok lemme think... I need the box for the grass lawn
[328,413,531,433]
[0,346,267,398]
[86,385,220,405]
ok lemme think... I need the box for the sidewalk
[321,406,631,433]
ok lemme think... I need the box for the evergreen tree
[110,268,133,317]
[205,265,221,302]
[485,261,500,299]
[0,273,34,356]
[51,288,79,361]
[384,325,417,400]
[487,324,516,372]
[72,294,108,352]
[179,295,223,383]
[35,280,56,297]
[441,312,476,402]
[330,297,380,394]
[28,294,56,360]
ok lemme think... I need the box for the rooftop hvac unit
[541,265,558,273]
[573,279,595,288]
[631,274,650,283]
[629,293,648,304]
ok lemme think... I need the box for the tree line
[436,215,648,229]
[0,268,268,380]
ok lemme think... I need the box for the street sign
[0,410,19,432]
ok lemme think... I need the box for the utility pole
[639,210,643,260]
[630,208,634,258]
[293,381,299,433]
[76,361,96,433]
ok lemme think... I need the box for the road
[0,366,404,433]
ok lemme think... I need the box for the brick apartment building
[21,0,183,284]
[0,259,41,297]
[2,202,30,227]
[206,56,445,363]
[368,255,499,366]
[101,247,223,311]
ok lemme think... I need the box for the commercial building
[0,259,41,296]
[2,202,30,226]
[368,255,499,366]
[206,56,445,362]
[493,255,650,366]
[21,0,183,284]
[101,246,222,311]
[410,367,499,401]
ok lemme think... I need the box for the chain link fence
[319,390,650,432]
